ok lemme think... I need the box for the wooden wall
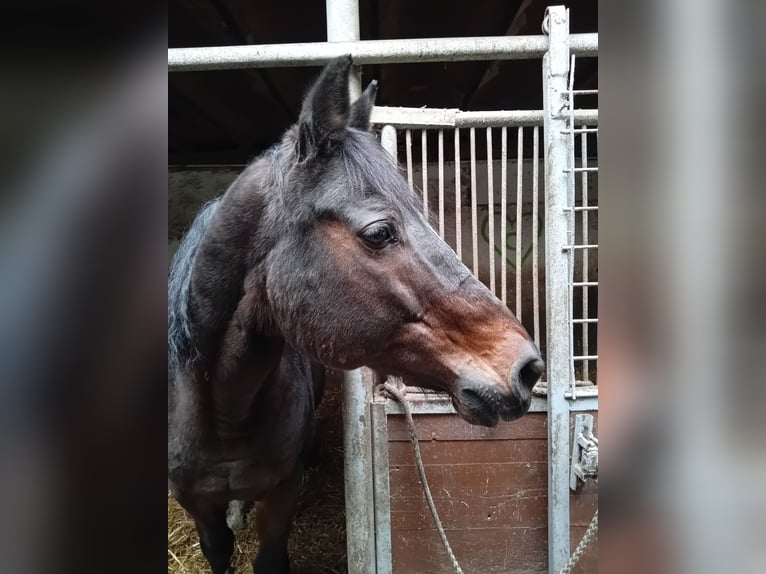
[387,412,598,574]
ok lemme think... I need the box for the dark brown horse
[168,56,543,573]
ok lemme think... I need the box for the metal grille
[383,122,547,354]
[564,55,599,397]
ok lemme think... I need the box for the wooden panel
[392,527,548,574]
[387,412,549,442]
[388,411,598,573]
[389,437,550,465]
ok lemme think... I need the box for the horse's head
[266,56,543,427]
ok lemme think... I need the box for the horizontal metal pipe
[369,106,598,128]
[168,34,598,71]
[383,390,598,416]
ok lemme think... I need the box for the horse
[168,55,544,574]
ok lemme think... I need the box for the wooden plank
[387,412,549,442]
[388,438,549,465]
[392,527,548,574]
[391,488,597,530]
[389,461,548,492]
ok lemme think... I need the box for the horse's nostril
[518,356,545,390]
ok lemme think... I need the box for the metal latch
[570,413,598,490]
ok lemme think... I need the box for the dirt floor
[168,372,348,573]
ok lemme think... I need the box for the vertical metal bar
[375,132,396,574]
[341,368,376,574]
[532,126,541,348]
[455,128,462,260]
[500,126,508,305]
[405,129,413,190]
[381,125,397,159]
[328,3,375,573]
[542,6,571,573]
[470,127,478,277]
[486,128,496,295]
[326,0,361,97]
[581,129,590,382]
[438,129,445,239]
[421,130,428,215]
[515,127,524,321]
[371,398,392,574]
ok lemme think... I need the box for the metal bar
[568,89,599,95]
[565,206,598,212]
[470,127,479,277]
[405,129,413,190]
[572,318,598,323]
[380,125,397,158]
[370,107,598,128]
[383,393,597,416]
[421,130,428,215]
[515,126,524,320]
[438,129,445,239]
[563,244,598,250]
[500,126,508,305]
[581,129,591,383]
[168,33,598,71]
[572,281,598,286]
[371,398,392,574]
[454,128,462,260]
[532,126,540,348]
[342,368,376,574]
[564,167,598,173]
[487,128,496,295]
[562,128,599,134]
[543,7,571,572]
[573,355,598,361]
[329,3,376,573]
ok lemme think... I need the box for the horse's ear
[297,55,353,159]
[348,80,378,131]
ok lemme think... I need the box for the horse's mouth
[450,393,529,428]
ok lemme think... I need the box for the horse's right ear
[348,80,378,131]
[297,55,353,160]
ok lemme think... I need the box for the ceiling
[169,0,597,165]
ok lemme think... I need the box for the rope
[559,509,598,574]
[382,381,464,574]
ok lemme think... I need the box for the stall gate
[355,9,599,574]
[168,4,598,573]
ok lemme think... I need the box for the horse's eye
[360,222,395,249]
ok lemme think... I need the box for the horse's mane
[168,197,221,373]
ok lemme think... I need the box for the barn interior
[169,2,598,572]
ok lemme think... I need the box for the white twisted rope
[559,509,598,574]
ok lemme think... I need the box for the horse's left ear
[297,55,353,159]
[348,80,378,131]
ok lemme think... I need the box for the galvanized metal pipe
[486,128,496,295]
[370,107,598,129]
[454,128,462,260]
[168,34,598,71]
[470,128,478,277]
[532,126,541,348]
[515,127,524,320]
[500,126,508,305]
[543,6,572,572]
[330,2,376,573]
